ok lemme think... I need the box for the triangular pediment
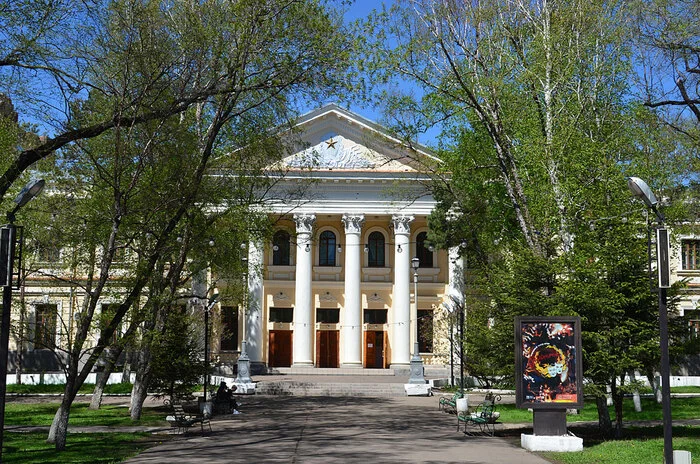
[284,134,414,172]
[277,104,438,174]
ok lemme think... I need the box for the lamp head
[8,179,45,222]
[627,177,657,208]
[411,256,420,270]
[13,179,45,208]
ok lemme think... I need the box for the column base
[292,362,314,367]
[340,362,364,368]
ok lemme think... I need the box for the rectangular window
[418,309,434,353]
[363,309,387,324]
[270,307,293,323]
[316,308,340,324]
[35,304,57,349]
[682,240,700,270]
[220,306,239,351]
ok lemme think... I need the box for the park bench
[438,391,464,413]
[165,399,211,434]
[456,393,501,436]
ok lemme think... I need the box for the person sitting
[216,381,240,414]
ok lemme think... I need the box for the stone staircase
[252,366,450,397]
[255,380,408,397]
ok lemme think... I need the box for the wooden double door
[316,330,339,368]
[364,331,386,368]
[268,330,292,367]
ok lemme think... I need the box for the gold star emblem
[326,138,337,149]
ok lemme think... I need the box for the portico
[235,104,461,372]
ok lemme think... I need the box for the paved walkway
[123,395,553,464]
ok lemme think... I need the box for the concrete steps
[255,380,408,397]
[251,366,451,397]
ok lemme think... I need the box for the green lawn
[541,426,700,464]
[3,432,167,464]
[496,397,700,424]
[4,403,167,427]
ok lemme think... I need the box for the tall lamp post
[627,176,673,464]
[1,179,45,460]
[408,256,426,384]
[202,291,219,407]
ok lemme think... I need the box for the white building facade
[234,104,464,372]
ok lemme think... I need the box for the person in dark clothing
[216,381,239,413]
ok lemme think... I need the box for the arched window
[272,230,291,265]
[367,231,385,267]
[319,231,336,266]
[416,232,433,268]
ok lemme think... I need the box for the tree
[364,0,696,435]
[0,0,355,204]
[3,0,355,451]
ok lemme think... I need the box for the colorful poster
[515,317,583,409]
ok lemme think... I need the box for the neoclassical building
[230,104,465,372]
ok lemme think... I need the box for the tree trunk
[595,395,613,437]
[122,349,135,383]
[611,381,624,438]
[130,375,149,421]
[630,371,642,413]
[646,371,662,404]
[90,347,123,409]
[130,348,152,420]
[47,376,78,449]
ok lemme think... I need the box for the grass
[4,402,168,427]
[7,382,134,395]
[495,397,700,424]
[540,426,700,464]
[2,432,168,464]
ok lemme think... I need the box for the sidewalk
[123,394,553,464]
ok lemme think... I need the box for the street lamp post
[627,176,673,464]
[202,292,219,408]
[0,179,45,461]
[408,256,426,384]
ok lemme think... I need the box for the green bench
[165,399,212,434]
[438,391,464,413]
[456,393,501,436]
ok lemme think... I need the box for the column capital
[293,213,316,234]
[341,214,365,234]
[391,215,414,235]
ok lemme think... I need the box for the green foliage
[363,0,700,433]
[147,306,207,400]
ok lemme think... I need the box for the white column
[246,239,264,367]
[391,215,413,366]
[293,213,315,366]
[341,213,364,367]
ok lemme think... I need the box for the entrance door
[364,331,385,368]
[316,330,339,368]
[268,330,293,367]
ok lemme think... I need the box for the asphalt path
[122,395,553,464]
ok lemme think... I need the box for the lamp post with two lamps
[0,179,45,460]
[627,176,673,464]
